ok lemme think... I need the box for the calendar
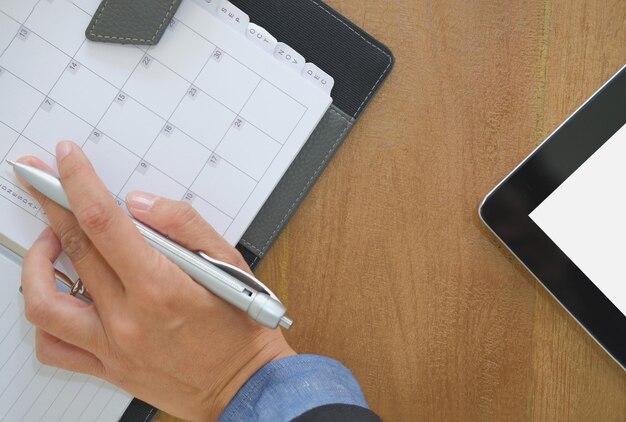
[0,0,333,420]
[0,0,333,250]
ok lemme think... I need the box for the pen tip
[279,316,293,330]
[6,160,16,167]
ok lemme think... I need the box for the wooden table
[159,1,626,420]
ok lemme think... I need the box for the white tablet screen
[530,123,626,317]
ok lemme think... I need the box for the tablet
[480,65,626,370]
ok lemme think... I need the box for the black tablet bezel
[480,65,626,369]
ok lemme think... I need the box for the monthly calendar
[0,0,332,249]
[0,0,333,420]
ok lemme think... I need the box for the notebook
[0,0,333,419]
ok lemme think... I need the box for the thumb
[125,191,250,271]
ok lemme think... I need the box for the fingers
[35,329,105,377]
[16,156,124,304]
[54,141,154,282]
[22,228,105,355]
[126,192,250,272]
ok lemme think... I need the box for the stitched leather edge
[306,0,393,116]
[257,108,352,257]
[143,407,156,422]
[87,0,178,43]
[250,252,260,269]
[240,238,262,255]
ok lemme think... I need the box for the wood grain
[157,1,626,420]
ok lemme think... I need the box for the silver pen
[8,160,292,330]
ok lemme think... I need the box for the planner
[0,0,394,420]
[0,0,334,420]
[0,0,332,250]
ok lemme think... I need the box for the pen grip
[138,224,253,307]
[135,221,288,329]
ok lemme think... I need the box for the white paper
[0,0,332,250]
[0,251,132,421]
[530,123,626,316]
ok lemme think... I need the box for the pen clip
[19,269,92,301]
[57,270,92,301]
[197,252,282,303]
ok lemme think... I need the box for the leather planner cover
[233,0,395,270]
[90,0,394,420]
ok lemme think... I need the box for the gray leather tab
[86,0,183,45]
[240,105,354,258]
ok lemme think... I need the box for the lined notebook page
[0,0,332,251]
[0,252,132,421]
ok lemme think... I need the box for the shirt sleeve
[219,354,369,422]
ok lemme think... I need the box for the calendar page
[0,0,333,251]
[0,0,332,419]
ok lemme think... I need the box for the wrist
[199,331,296,421]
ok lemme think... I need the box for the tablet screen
[530,123,626,317]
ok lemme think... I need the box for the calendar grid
[0,51,259,222]
[0,67,95,150]
[131,50,287,148]
[0,2,42,164]
[0,1,94,154]
[0,10,21,57]
[0,2,92,221]
[80,50,153,196]
[0,52,237,222]
[66,0,92,16]
[186,78,262,197]
[1,49,302,223]
[242,107,308,186]
[1,39,295,182]
[222,105,310,233]
[0,0,326,243]
[185,78,263,227]
[110,42,221,201]
[59,2,309,112]
[169,16,308,110]
[2,1,313,109]
[27,34,90,219]
[74,49,144,148]
[1,15,301,146]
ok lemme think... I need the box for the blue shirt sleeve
[219,354,369,422]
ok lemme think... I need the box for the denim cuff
[219,354,368,422]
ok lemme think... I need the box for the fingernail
[126,191,159,211]
[56,141,73,161]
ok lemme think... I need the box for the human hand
[17,141,295,422]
